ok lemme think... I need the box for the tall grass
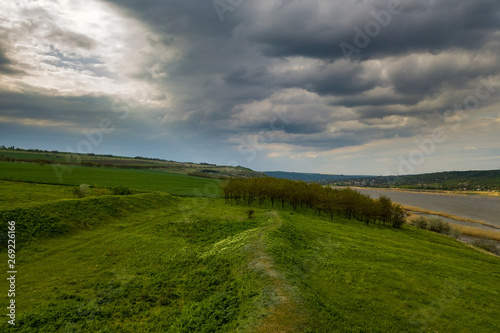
[451,224,500,241]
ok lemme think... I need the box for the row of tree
[222,177,406,228]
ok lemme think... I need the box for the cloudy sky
[1,0,499,175]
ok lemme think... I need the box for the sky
[0,0,499,175]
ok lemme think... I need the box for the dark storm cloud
[0,44,13,73]
[223,66,271,87]
[277,61,382,96]
[332,94,421,108]
[278,123,419,151]
[0,42,23,75]
[0,88,127,127]
[246,0,500,61]
[101,0,500,109]
[102,0,238,38]
[3,0,500,167]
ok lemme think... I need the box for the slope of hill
[1,180,499,332]
[264,171,372,182]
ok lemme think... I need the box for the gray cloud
[0,88,127,128]
[246,0,500,60]
[0,42,23,75]
[1,0,500,173]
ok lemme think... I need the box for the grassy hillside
[0,162,221,196]
[1,181,499,332]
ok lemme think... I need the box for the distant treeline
[327,169,500,191]
[187,171,228,180]
[0,156,164,169]
[223,178,406,228]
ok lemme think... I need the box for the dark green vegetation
[1,170,499,331]
[330,169,500,191]
[223,177,406,228]
[264,171,371,182]
[413,216,452,235]
[0,147,262,178]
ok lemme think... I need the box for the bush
[448,229,462,239]
[246,209,254,219]
[413,216,429,230]
[73,184,90,198]
[471,239,499,255]
[112,186,131,195]
[93,184,107,196]
[413,216,452,235]
[428,217,451,235]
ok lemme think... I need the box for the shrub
[413,216,429,230]
[94,187,108,196]
[448,229,462,239]
[73,184,90,198]
[471,239,499,255]
[428,217,451,235]
[112,186,131,195]
[73,186,84,198]
[246,209,254,219]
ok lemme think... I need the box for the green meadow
[0,165,499,332]
[0,162,220,196]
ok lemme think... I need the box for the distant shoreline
[345,186,500,199]
[342,186,500,230]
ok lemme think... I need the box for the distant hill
[264,171,372,182]
[0,147,263,179]
[327,169,500,191]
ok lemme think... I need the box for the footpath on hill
[251,211,307,332]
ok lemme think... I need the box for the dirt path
[251,211,307,333]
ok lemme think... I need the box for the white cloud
[0,0,174,108]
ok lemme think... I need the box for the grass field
[0,180,74,210]
[0,162,221,196]
[1,179,499,332]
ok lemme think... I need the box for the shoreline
[342,186,500,230]
[346,186,500,198]
[403,205,500,230]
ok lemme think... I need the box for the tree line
[222,177,406,228]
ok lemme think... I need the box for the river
[351,188,500,229]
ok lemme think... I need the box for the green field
[0,162,221,196]
[1,178,499,332]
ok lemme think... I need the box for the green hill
[0,147,262,179]
[264,171,372,182]
[331,169,500,191]
[0,161,221,196]
[1,180,499,332]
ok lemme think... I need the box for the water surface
[352,188,500,228]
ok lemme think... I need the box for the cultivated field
[0,162,221,196]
